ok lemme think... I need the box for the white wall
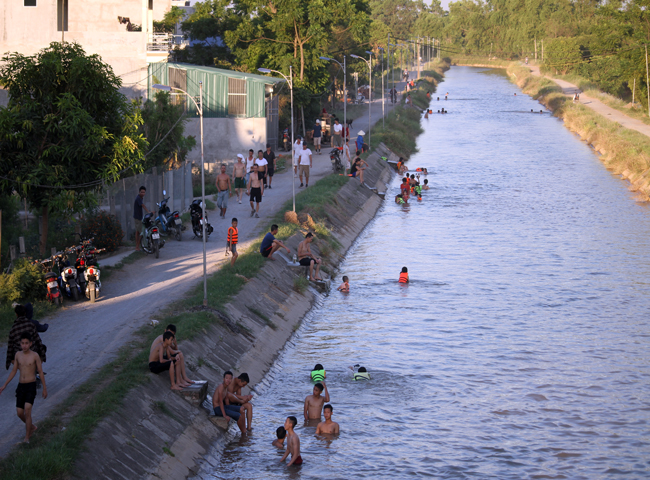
[184,117,268,163]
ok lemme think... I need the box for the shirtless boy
[247,164,264,218]
[304,381,330,420]
[272,426,286,448]
[148,331,184,390]
[297,233,322,281]
[279,416,303,466]
[337,276,349,292]
[232,154,246,204]
[212,371,246,433]
[150,325,193,387]
[215,164,232,218]
[0,334,47,443]
[315,404,340,435]
[226,372,254,430]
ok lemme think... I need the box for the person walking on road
[332,119,343,148]
[256,150,268,190]
[245,149,256,185]
[233,154,246,204]
[264,144,276,189]
[215,164,232,219]
[293,136,303,177]
[313,119,322,154]
[298,142,313,188]
[247,164,264,218]
[134,185,154,252]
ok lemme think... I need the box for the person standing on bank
[298,142,313,188]
[216,164,232,219]
[134,185,154,251]
[245,149,256,185]
[313,119,322,154]
[263,144,276,189]
[332,119,343,148]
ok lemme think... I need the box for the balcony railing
[147,33,189,52]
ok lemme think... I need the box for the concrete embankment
[70,147,399,480]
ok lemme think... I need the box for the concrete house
[148,62,283,160]
[0,0,175,98]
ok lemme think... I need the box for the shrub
[80,210,124,252]
[0,259,45,304]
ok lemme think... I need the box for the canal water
[201,67,650,479]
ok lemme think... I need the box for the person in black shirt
[263,144,276,189]
[134,186,153,251]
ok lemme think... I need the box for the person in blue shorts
[260,225,291,260]
[213,371,246,433]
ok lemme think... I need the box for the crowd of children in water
[394,160,429,205]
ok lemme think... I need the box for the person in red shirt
[227,218,239,266]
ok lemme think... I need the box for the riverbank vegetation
[508,64,650,198]
[0,171,352,480]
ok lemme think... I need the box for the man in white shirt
[255,149,268,189]
[332,119,343,147]
[245,149,256,184]
[293,136,302,177]
[298,143,312,188]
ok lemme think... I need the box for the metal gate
[266,93,279,150]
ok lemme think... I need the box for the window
[228,78,246,116]
[148,0,153,10]
[168,68,187,108]
[57,0,68,31]
[24,0,37,6]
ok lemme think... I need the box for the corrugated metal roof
[167,63,285,85]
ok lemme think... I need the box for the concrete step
[177,380,208,407]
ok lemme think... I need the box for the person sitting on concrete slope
[260,224,291,260]
[226,372,254,431]
[148,332,183,391]
[213,371,247,433]
[151,324,193,387]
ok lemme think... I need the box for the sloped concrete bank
[70,146,399,480]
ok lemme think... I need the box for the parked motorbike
[58,248,83,301]
[37,256,62,306]
[190,199,214,240]
[155,190,183,241]
[330,148,344,172]
[80,244,105,303]
[142,212,164,258]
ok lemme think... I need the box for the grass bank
[508,64,650,196]
[0,172,350,480]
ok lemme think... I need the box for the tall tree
[0,42,148,255]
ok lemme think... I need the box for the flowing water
[201,67,650,479]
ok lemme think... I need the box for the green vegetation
[0,170,354,480]
[293,276,309,293]
[0,42,148,256]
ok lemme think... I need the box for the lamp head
[319,56,332,61]
[350,54,360,59]
[257,68,272,73]
[152,84,172,91]
[365,51,373,55]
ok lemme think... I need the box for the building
[148,62,283,160]
[0,0,175,98]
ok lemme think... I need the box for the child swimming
[337,276,350,292]
[311,364,326,382]
[399,267,409,283]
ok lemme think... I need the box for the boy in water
[150,325,193,387]
[423,179,429,190]
[399,267,409,283]
[226,372,254,431]
[212,371,247,433]
[280,416,302,466]
[149,331,185,390]
[310,364,326,382]
[315,405,340,435]
[304,382,330,420]
[0,333,47,443]
[227,218,239,266]
[272,426,287,448]
[395,193,407,205]
[337,276,350,292]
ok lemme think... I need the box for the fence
[103,161,193,241]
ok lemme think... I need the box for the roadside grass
[508,64,650,180]
[0,171,354,480]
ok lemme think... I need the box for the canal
[201,66,650,479]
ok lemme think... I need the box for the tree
[0,42,148,255]
[140,92,197,170]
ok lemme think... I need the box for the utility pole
[534,37,537,61]
[645,43,650,117]
[542,40,544,62]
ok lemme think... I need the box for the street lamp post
[379,47,385,128]
[351,51,372,146]
[258,67,295,212]
[319,56,347,143]
[153,82,208,306]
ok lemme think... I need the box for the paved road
[529,65,650,138]
[0,94,406,456]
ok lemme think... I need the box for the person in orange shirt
[227,218,239,266]
[399,267,409,283]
